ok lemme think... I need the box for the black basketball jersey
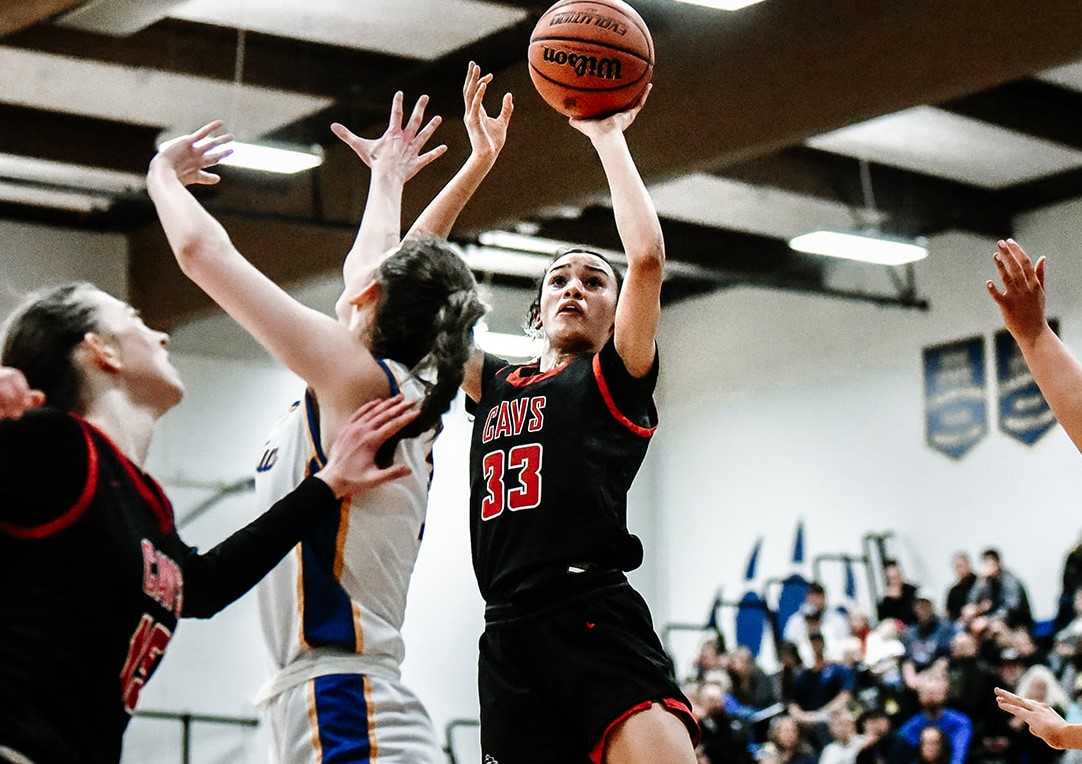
[0,409,337,762]
[468,337,659,604]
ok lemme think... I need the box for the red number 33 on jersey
[481,444,543,520]
[119,614,172,713]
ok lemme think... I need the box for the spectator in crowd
[965,548,1033,629]
[914,726,952,764]
[896,674,972,764]
[1058,538,1082,631]
[775,641,804,706]
[974,649,1027,761]
[850,610,872,655]
[766,715,816,764]
[789,633,854,748]
[819,708,866,764]
[855,708,893,764]
[729,646,778,710]
[903,591,956,678]
[694,635,727,681]
[1051,630,1082,692]
[878,560,919,625]
[1059,589,1082,644]
[783,582,851,667]
[945,553,977,623]
[945,631,997,744]
[1009,666,1068,764]
[690,678,754,764]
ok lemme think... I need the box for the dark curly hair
[1,282,101,413]
[370,235,486,463]
[523,248,624,337]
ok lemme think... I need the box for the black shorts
[478,573,699,764]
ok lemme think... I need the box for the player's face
[538,253,618,354]
[87,291,185,412]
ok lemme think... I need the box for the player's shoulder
[0,406,83,445]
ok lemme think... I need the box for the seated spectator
[789,633,855,748]
[878,560,919,625]
[820,708,866,764]
[728,646,778,710]
[972,650,1026,761]
[766,715,817,764]
[945,632,997,743]
[965,548,1033,629]
[1014,626,1047,667]
[694,635,728,681]
[945,552,977,623]
[859,621,911,723]
[855,708,893,764]
[903,591,955,678]
[850,610,872,654]
[783,582,851,667]
[1058,589,1082,644]
[1058,537,1082,631]
[774,641,804,706]
[896,674,972,764]
[1010,665,1068,763]
[1051,631,1081,692]
[914,726,952,764]
[690,678,754,764]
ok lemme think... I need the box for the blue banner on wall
[996,320,1059,445]
[923,336,988,459]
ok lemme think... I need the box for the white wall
[0,219,127,315]
[651,199,1082,675]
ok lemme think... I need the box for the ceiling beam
[5,18,413,99]
[0,0,84,36]
[713,146,1012,238]
[940,78,1082,151]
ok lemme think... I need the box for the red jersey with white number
[0,409,337,763]
[468,338,659,604]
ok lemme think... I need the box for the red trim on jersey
[589,698,700,764]
[84,419,174,534]
[504,360,568,388]
[591,355,657,438]
[0,419,99,540]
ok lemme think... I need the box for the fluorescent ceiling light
[789,230,928,266]
[0,181,112,213]
[476,330,540,360]
[217,142,323,174]
[159,137,324,175]
[478,230,625,262]
[0,153,144,194]
[672,0,767,9]
[460,244,552,279]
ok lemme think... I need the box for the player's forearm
[180,476,338,618]
[343,172,405,285]
[1017,323,1082,452]
[408,153,496,239]
[147,160,233,273]
[591,132,665,269]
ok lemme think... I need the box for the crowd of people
[684,543,1082,764]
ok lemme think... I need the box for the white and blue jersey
[253,359,441,763]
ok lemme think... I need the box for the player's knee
[603,703,696,764]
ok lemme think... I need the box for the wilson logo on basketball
[542,47,623,80]
[549,11,629,36]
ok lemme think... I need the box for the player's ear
[349,279,381,308]
[79,332,122,373]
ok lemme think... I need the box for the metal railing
[133,710,258,764]
[443,718,480,764]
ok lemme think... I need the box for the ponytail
[369,237,485,465]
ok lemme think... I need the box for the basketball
[528,0,654,119]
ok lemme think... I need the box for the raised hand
[152,121,235,186]
[986,239,1050,347]
[331,92,446,183]
[995,688,1069,749]
[0,367,45,420]
[316,394,419,498]
[463,61,513,163]
[569,83,652,142]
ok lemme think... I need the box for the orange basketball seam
[528,61,652,93]
[530,36,654,65]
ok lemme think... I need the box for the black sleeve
[464,353,509,416]
[593,337,659,429]
[0,408,92,539]
[179,475,338,619]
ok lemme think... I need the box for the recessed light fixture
[158,137,324,175]
[0,180,112,213]
[476,330,540,359]
[672,0,768,10]
[0,154,144,194]
[789,230,929,266]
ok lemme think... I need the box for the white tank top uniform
[253,359,442,763]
